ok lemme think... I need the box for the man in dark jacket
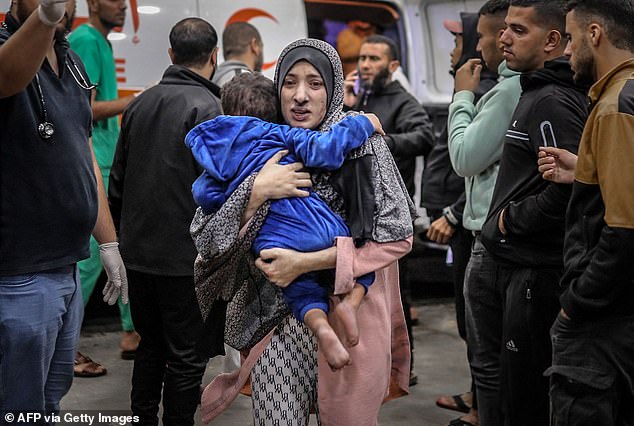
[344,34,434,197]
[343,34,434,384]
[108,18,222,426]
[542,1,634,424]
[479,1,589,425]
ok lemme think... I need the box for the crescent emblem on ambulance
[226,8,279,70]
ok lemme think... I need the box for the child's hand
[361,113,385,136]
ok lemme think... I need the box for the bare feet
[304,308,351,370]
[314,324,351,371]
[334,298,360,347]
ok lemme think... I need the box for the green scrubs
[69,24,133,331]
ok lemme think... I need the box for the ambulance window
[422,0,485,96]
[303,0,406,78]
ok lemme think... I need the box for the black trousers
[549,313,634,426]
[500,265,561,426]
[128,270,207,426]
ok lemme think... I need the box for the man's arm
[0,1,67,97]
[384,97,434,158]
[91,90,135,121]
[90,138,128,305]
[538,147,577,184]
[448,77,521,177]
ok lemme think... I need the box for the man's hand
[343,70,359,108]
[455,58,483,93]
[255,248,306,287]
[426,216,455,245]
[252,150,312,202]
[38,0,68,26]
[538,147,577,184]
[559,308,571,321]
[361,112,385,135]
[99,242,129,305]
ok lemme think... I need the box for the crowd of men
[1,0,633,425]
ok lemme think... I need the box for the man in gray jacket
[212,21,263,87]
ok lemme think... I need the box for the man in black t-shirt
[0,0,125,414]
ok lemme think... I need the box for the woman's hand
[242,150,312,225]
[255,248,307,287]
[252,150,312,201]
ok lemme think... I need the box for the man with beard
[479,0,589,424]
[343,33,434,386]
[212,21,263,87]
[69,0,139,377]
[0,0,126,414]
[445,2,522,425]
[540,1,634,424]
[108,17,222,425]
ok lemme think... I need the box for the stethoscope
[0,21,95,141]
[34,56,97,141]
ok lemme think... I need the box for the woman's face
[280,61,328,130]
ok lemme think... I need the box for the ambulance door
[198,0,308,80]
[73,1,198,94]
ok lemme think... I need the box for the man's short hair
[566,0,634,52]
[480,0,510,16]
[169,18,218,68]
[363,35,399,62]
[222,22,262,59]
[510,0,567,35]
[221,73,278,123]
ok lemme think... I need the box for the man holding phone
[343,34,433,386]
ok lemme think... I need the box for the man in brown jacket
[542,1,634,424]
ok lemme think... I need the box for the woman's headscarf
[273,38,347,132]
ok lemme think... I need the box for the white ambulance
[16,0,484,103]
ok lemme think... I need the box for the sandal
[436,392,472,413]
[73,351,107,377]
[448,418,477,426]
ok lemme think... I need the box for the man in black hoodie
[479,1,589,425]
[108,18,222,425]
[343,34,434,384]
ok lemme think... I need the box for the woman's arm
[191,151,311,260]
[254,237,413,294]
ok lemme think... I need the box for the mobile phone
[353,67,361,95]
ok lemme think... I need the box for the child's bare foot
[334,299,360,347]
[304,308,351,371]
[315,324,351,371]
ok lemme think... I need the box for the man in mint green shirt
[69,0,137,376]
[446,1,521,424]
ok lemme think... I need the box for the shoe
[447,418,477,426]
[73,352,107,377]
[409,372,418,386]
[120,330,140,360]
[436,392,472,413]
